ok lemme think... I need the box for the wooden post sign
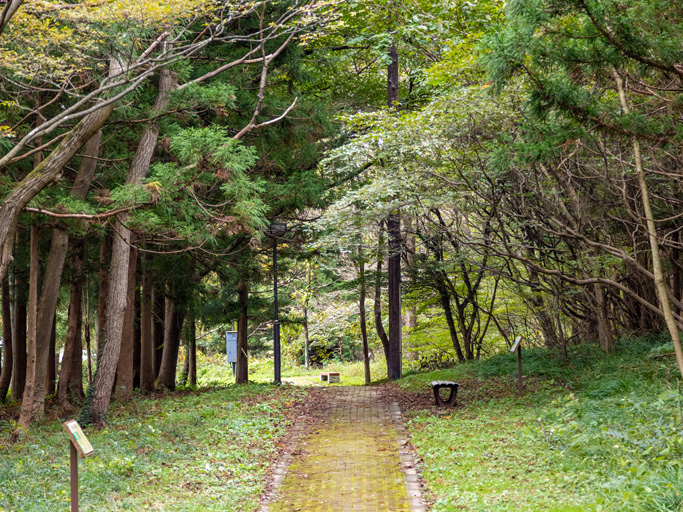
[62,420,94,457]
[62,420,94,512]
[510,336,523,397]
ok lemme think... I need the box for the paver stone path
[263,387,424,512]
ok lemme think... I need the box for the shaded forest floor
[0,384,311,511]
[1,334,682,511]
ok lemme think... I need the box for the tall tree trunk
[26,132,102,423]
[18,222,40,428]
[594,284,615,355]
[358,254,371,386]
[69,311,84,401]
[59,250,83,408]
[614,70,683,378]
[139,256,154,392]
[181,327,190,386]
[525,246,560,349]
[437,274,466,363]
[152,287,165,379]
[11,270,27,402]
[84,283,92,384]
[374,257,390,362]
[387,211,402,380]
[115,246,138,401]
[455,301,476,361]
[0,278,12,401]
[156,298,184,390]
[133,284,141,390]
[85,69,176,425]
[97,234,111,354]
[374,225,390,362]
[236,281,249,384]
[386,45,402,381]
[47,314,56,396]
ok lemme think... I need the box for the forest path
[261,386,425,512]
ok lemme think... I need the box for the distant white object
[320,372,340,383]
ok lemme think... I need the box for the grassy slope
[0,384,307,512]
[398,334,683,511]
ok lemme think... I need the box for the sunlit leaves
[3,0,213,81]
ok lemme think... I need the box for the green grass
[2,336,681,511]
[195,351,388,387]
[398,334,683,511]
[0,383,308,512]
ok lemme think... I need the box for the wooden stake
[70,441,78,512]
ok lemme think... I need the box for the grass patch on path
[0,383,308,512]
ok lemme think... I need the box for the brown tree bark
[115,246,138,401]
[84,293,92,385]
[58,242,84,407]
[69,311,84,401]
[87,69,176,425]
[374,255,390,362]
[11,271,27,402]
[152,287,165,379]
[236,281,249,384]
[386,45,402,381]
[181,329,189,384]
[47,315,56,396]
[97,234,111,352]
[18,222,40,428]
[26,131,102,423]
[156,297,185,390]
[133,282,141,390]
[139,257,154,391]
[0,278,12,401]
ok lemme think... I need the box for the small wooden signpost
[510,336,523,397]
[62,420,94,512]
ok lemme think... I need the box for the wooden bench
[431,381,459,407]
[320,372,340,384]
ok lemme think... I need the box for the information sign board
[61,420,94,458]
[226,331,237,363]
[509,335,522,353]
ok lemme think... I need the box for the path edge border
[391,401,428,512]
[258,415,307,512]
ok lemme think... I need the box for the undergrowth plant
[400,334,682,511]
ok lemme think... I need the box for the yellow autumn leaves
[2,0,216,80]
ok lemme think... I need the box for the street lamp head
[265,221,287,238]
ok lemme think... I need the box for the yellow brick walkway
[262,387,424,512]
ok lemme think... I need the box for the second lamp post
[265,221,286,385]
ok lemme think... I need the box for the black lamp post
[265,221,286,385]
